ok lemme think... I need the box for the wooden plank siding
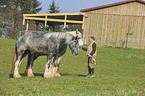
[83,13,145,49]
[83,2,145,16]
[82,1,145,49]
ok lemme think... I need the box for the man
[82,36,97,78]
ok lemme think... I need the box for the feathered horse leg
[13,51,26,78]
[53,56,62,77]
[25,53,35,77]
[44,55,54,78]
[11,46,27,78]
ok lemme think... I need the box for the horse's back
[16,33,59,54]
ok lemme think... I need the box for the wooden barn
[80,0,145,49]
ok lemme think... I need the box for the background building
[81,0,145,49]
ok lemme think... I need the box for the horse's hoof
[55,73,61,77]
[14,74,22,78]
[44,74,53,78]
[27,73,34,77]
[25,69,34,77]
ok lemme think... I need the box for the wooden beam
[23,13,82,17]
[24,16,83,24]
[25,17,45,21]
[67,20,83,24]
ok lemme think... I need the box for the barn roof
[80,0,145,12]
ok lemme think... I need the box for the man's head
[89,36,95,42]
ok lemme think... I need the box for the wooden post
[44,16,47,31]
[82,16,85,29]
[35,21,39,31]
[64,15,67,29]
[26,20,29,31]
[23,16,25,25]
[84,17,88,44]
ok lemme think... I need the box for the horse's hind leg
[14,56,21,78]
[14,51,27,78]
[25,54,35,77]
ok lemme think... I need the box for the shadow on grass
[34,73,43,77]
[9,74,13,78]
[60,73,72,76]
[9,73,25,78]
[9,73,43,78]
[78,74,87,77]
[9,73,72,78]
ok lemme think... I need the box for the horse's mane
[44,32,73,40]
[24,30,82,39]
[25,30,46,35]
[44,31,82,38]
[23,30,82,44]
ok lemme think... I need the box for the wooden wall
[85,2,145,16]
[83,13,145,49]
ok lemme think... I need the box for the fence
[83,13,145,49]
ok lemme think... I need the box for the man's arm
[82,47,87,51]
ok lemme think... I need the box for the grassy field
[0,38,145,96]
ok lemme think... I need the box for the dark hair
[90,36,95,40]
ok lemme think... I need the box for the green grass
[0,38,145,96]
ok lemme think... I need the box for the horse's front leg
[44,56,54,78]
[25,53,35,77]
[53,56,62,77]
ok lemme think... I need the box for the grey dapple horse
[11,31,83,78]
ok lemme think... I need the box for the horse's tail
[11,49,16,74]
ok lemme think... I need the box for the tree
[48,0,60,13]
[20,0,42,14]
[0,0,21,38]
[0,0,42,39]
[47,0,61,31]
[19,0,42,33]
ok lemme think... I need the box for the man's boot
[86,68,91,77]
[90,68,95,78]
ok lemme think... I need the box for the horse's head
[75,30,83,48]
[69,37,79,55]
[68,30,83,48]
